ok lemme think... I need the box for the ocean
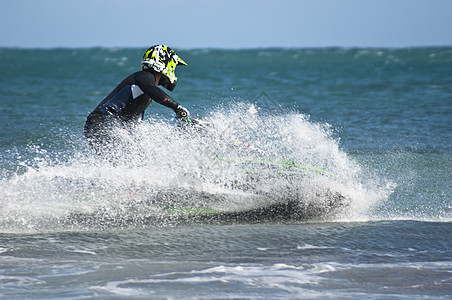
[0,47,451,299]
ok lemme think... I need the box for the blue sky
[1,0,451,49]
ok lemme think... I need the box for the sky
[1,0,451,49]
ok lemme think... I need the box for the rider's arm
[135,73,180,110]
[135,72,190,120]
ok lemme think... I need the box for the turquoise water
[0,47,451,298]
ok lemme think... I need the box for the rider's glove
[174,105,191,121]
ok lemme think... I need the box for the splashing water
[0,103,392,231]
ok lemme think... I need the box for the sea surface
[0,47,451,299]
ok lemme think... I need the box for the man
[84,45,190,157]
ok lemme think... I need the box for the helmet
[141,45,187,91]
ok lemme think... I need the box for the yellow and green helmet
[141,45,187,91]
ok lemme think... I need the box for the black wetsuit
[84,70,180,155]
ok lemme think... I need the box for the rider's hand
[174,105,190,120]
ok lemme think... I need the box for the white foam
[0,103,393,231]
